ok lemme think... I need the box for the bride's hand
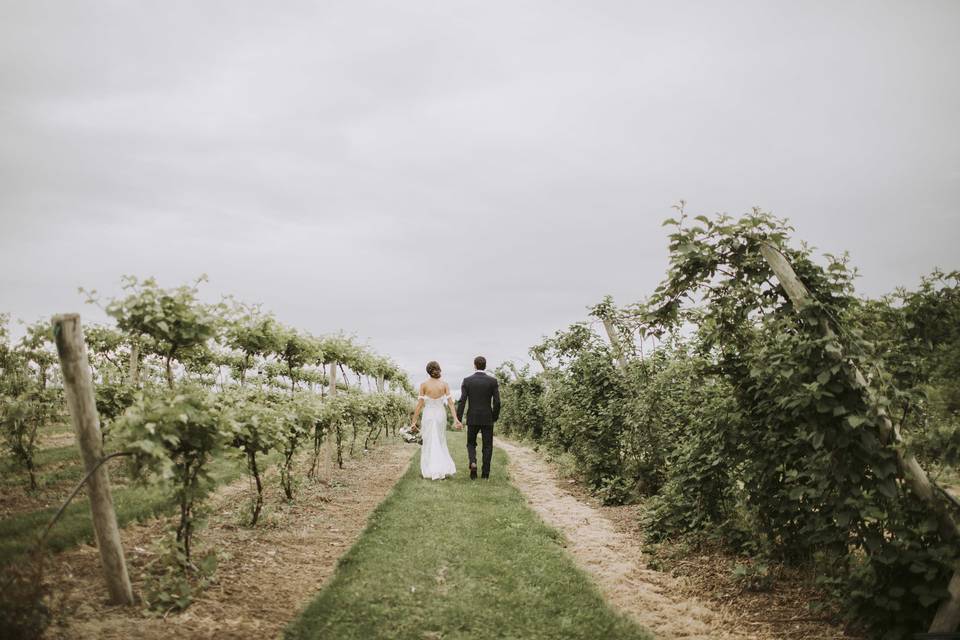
[454,420,464,431]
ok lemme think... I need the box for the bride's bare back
[420,377,450,400]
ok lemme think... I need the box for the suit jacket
[457,371,501,426]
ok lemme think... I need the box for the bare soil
[498,439,855,640]
[44,440,417,640]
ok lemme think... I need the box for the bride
[410,361,462,480]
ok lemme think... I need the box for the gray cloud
[2,0,958,386]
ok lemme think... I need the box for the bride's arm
[410,384,425,430]
[410,398,424,430]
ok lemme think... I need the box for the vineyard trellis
[497,209,960,637]
[0,275,414,634]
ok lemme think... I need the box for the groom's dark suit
[456,371,501,479]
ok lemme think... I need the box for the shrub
[221,389,280,525]
[114,387,230,561]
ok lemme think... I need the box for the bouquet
[398,425,422,445]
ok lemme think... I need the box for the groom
[456,356,501,480]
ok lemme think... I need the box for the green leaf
[846,415,867,428]
[811,431,825,449]
[876,479,898,499]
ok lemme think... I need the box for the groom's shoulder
[476,371,497,385]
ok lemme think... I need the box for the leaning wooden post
[126,338,139,387]
[601,317,629,372]
[932,574,960,632]
[758,243,960,632]
[52,314,134,605]
[328,361,337,397]
[533,354,549,372]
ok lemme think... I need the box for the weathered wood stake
[533,354,549,372]
[328,361,337,397]
[126,339,139,386]
[601,317,629,372]
[932,574,960,632]
[759,243,960,632]
[52,314,134,605]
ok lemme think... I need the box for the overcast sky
[1,1,958,387]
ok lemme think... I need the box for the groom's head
[474,356,486,371]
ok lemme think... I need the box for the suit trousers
[466,423,493,477]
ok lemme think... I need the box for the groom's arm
[456,379,468,422]
[491,378,501,422]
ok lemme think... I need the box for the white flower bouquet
[398,425,422,445]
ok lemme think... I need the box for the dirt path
[498,439,768,640]
[47,441,417,640]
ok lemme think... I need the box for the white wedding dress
[419,394,457,480]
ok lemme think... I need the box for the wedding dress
[419,394,457,480]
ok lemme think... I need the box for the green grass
[6,444,80,471]
[285,432,651,640]
[0,453,249,565]
[0,445,84,491]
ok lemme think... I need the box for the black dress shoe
[469,463,477,480]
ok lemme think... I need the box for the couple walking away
[410,356,501,481]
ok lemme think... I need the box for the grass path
[285,432,652,640]
[497,439,759,640]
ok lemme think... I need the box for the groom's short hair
[474,356,486,370]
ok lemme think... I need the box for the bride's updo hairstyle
[426,361,442,379]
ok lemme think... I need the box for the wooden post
[601,317,629,372]
[532,354,548,372]
[759,243,960,632]
[126,339,139,387]
[376,374,384,393]
[932,574,960,632]
[52,314,134,605]
[328,361,337,397]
